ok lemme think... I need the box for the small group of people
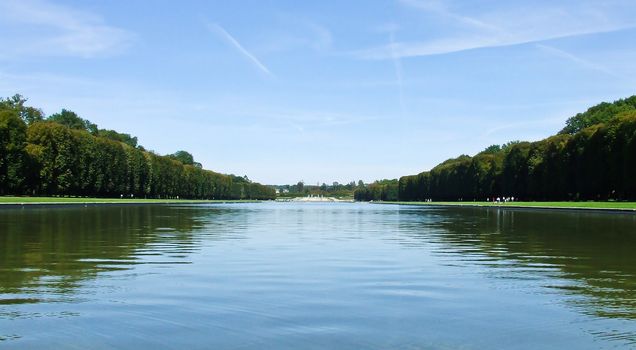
[487,196,515,203]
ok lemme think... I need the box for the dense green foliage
[0,109,28,195]
[354,179,399,201]
[400,96,636,201]
[168,150,202,168]
[560,96,636,134]
[98,129,138,148]
[276,181,358,198]
[0,95,275,200]
[48,109,98,134]
[0,94,45,125]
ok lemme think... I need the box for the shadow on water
[0,205,243,300]
[399,206,636,334]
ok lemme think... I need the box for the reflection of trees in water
[0,205,237,297]
[400,207,636,320]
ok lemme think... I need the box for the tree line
[0,95,275,200]
[276,180,363,198]
[398,96,636,202]
[353,179,399,201]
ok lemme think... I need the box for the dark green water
[1,203,635,349]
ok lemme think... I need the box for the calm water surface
[1,203,636,349]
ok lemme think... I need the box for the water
[1,203,636,349]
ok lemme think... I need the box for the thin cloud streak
[536,44,621,79]
[356,1,636,59]
[389,29,407,117]
[482,118,564,138]
[359,25,636,60]
[400,0,502,33]
[207,23,274,77]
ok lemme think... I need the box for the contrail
[389,29,406,117]
[207,22,274,77]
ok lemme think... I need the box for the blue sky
[1,0,635,185]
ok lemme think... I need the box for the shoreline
[0,197,263,208]
[276,196,353,203]
[374,201,636,214]
[2,197,636,213]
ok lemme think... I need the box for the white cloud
[356,0,636,59]
[0,0,134,58]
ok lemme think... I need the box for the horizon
[1,0,636,184]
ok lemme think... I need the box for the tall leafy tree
[48,109,98,134]
[99,129,138,148]
[0,94,45,125]
[0,109,27,194]
[169,150,195,165]
[561,96,636,134]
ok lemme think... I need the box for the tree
[0,109,27,194]
[0,94,276,200]
[169,150,194,165]
[26,122,78,194]
[482,144,502,154]
[0,94,44,125]
[48,109,98,134]
[354,179,398,201]
[560,96,636,134]
[99,129,138,148]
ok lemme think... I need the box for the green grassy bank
[0,196,261,205]
[377,201,636,211]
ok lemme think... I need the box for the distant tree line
[398,96,636,201]
[276,180,361,198]
[275,179,398,201]
[0,94,275,200]
[353,179,399,201]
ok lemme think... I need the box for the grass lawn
[0,196,260,205]
[3,197,635,211]
[379,201,636,211]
